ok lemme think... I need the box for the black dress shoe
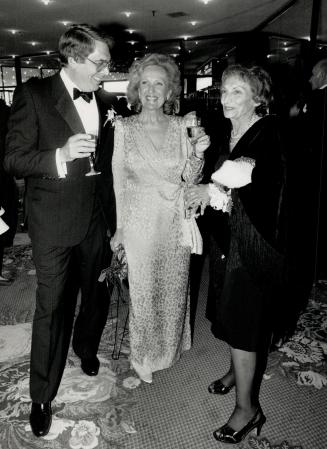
[30,402,52,437]
[81,357,100,376]
[213,406,266,444]
[208,379,234,395]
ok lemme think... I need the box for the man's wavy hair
[58,23,112,66]
[127,53,181,114]
[222,64,273,116]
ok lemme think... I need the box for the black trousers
[30,204,110,403]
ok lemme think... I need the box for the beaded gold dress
[112,115,203,379]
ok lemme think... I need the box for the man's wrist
[56,148,67,178]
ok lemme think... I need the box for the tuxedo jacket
[307,87,327,188]
[4,73,116,246]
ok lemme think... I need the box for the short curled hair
[127,53,181,114]
[58,23,112,66]
[222,64,273,116]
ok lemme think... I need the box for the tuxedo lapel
[95,92,105,142]
[51,74,85,135]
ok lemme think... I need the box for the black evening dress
[211,115,288,352]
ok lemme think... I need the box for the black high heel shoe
[213,406,266,444]
[208,379,234,395]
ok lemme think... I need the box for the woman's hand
[184,184,210,210]
[194,132,210,158]
[110,228,124,252]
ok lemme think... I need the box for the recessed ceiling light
[201,0,211,4]
[190,21,197,26]
[127,29,135,34]
[60,21,70,26]
[182,36,190,40]
[124,11,132,18]
[42,0,50,4]
[30,41,38,46]
[9,29,19,35]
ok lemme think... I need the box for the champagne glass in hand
[187,116,203,146]
[85,131,101,176]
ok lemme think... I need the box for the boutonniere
[103,107,117,127]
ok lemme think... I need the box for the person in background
[0,99,18,286]
[307,58,327,283]
[185,65,289,444]
[110,53,210,384]
[4,24,116,438]
[117,96,133,117]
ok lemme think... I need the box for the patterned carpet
[0,240,137,449]
[0,241,327,448]
[266,292,327,390]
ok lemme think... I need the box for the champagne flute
[85,131,101,176]
[186,116,202,146]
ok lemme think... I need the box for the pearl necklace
[230,114,259,141]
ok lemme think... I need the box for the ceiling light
[127,29,135,34]
[201,0,211,4]
[124,11,132,18]
[190,21,197,26]
[60,21,70,26]
[195,41,198,45]
[45,50,51,55]
[30,41,38,46]
[9,29,19,35]
[182,36,190,40]
[11,54,17,58]
[129,41,136,45]
[42,0,50,4]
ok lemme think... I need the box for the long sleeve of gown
[112,119,126,229]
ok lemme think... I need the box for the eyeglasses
[86,57,112,72]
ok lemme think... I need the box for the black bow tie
[73,88,93,103]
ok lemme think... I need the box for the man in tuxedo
[5,24,116,437]
[307,58,327,282]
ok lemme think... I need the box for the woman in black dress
[185,65,287,444]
